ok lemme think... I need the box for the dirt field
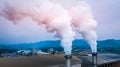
[0,54,80,67]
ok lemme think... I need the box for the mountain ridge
[0,39,120,52]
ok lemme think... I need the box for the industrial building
[80,53,120,67]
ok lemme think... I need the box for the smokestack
[92,53,98,67]
[64,55,72,67]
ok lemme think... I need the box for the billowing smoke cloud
[0,0,97,55]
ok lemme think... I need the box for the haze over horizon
[0,0,120,44]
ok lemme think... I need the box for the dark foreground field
[0,54,79,67]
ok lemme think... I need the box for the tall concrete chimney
[64,55,72,67]
[92,53,98,67]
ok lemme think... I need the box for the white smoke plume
[0,0,97,55]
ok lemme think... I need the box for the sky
[0,0,120,44]
[87,0,120,40]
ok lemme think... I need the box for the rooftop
[80,53,120,67]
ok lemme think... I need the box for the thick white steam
[0,0,97,55]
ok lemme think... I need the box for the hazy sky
[87,0,120,40]
[0,0,120,44]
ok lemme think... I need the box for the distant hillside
[97,39,120,52]
[0,39,120,52]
